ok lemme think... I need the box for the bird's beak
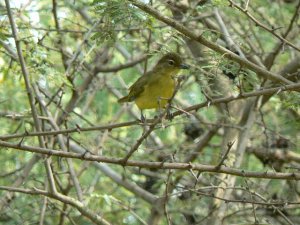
[180,64,190,69]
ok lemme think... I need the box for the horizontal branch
[190,188,300,207]
[128,0,293,85]
[0,140,299,180]
[172,82,300,117]
[1,82,299,141]
[0,121,138,140]
[248,147,300,163]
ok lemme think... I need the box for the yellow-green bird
[118,52,189,120]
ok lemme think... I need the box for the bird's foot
[140,111,146,123]
[166,109,173,121]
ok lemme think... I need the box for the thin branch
[172,82,300,118]
[163,170,172,225]
[228,0,300,53]
[183,126,220,163]
[120,116,162,164]
[5,0,57,194]
[1,82,299,141]
[188,188,300,207]
[0,186,111,225]
[244,0,250,10]
[247,147,300,164]
[128,0,293,85]
[89,162,158,204]
[0,121,138,140]
[33,84,84,202]
[1,140,300,180]
[213,8,246,58]
[39,187,48,225]
[65,19,101,78]
[215,140,236,169]
[0,39,18,60]
[0,154,40,210]
[264,0,300,68]
[93,54,149,73]
[120,77,185,164]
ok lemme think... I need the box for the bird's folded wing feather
[126,73,150,100]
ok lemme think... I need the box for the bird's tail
[118,96,130,103]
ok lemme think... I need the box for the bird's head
[154,52,189,74]
[158,52,189,69]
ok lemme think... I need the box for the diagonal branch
[0,186,111,225]
[5,0,57,194]
[228,0,300,53]
[128,0,293,85]
[264,0,300,68]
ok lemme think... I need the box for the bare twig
[0,155,40,210]
[215,140,236,169]
[119,118,161,164]
[0,39,18,60]
[128,0,293,85]
[120,77,184,164]
[183,126,220,163]
[0,186,111,225]
[93,54,149,73]
[33,84,84,202]
[1,140,300,180]
[172,82,300,118]
[5,0,57,194]
[1,82,299,141]
[65,19,102,78]
[264,0,300,68]
[163,170,172,225]
[39,184,48,225]
[244,0,250,10]
[228,0,300,52]
[214,8,246,59]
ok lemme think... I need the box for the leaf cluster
[91,0,149,43]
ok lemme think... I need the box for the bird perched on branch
[118,52,189,121]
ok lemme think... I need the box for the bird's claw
[140,112,146,123]
[166,108,173,121]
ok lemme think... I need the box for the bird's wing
[125,73,150,101]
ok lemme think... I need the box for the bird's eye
[168,60,175,66]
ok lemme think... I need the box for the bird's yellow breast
[135,71,177,110]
